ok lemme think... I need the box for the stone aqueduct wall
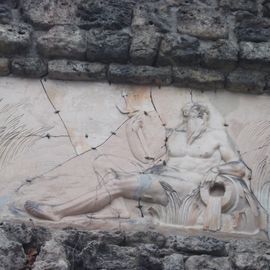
[1,222,270,270]
[0,0,270,93]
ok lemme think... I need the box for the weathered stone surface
[157,33,200,66]
[263,1,270,17]
[185,255,231,270]
[21,0,79,29]
[226,68,267,93]
[236,18,270,42]
[132,3,174,33]
[0,57,9,75]
[177,6,228,40]
[219,0,257,13]
[0,24,31,55]
[87,30,130,64]
[239,41,270,70]
[62,230,127,251]
[37,26,87,60]
[11,58,47,77]
[48,60,107,81]
[166,236,227,256]
[0,229,26,270]
[108,64,172,85]
[173,67,225,90]
[77,0,134,30]
[0,4,12,24]
[81,242,138,270]
[163,254,185,270]
[32,240,70,270]
[0,0,18,8]
[266,75,270,93]
[229,240,270,270]
[130,27,161,65]
[137,244,162,270]
[0,223,51,248]
[0,222,268,270]
[234,11,256,25]
[200,40,239,71]
[126,231,166,249]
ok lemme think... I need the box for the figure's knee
[137,179,169,206]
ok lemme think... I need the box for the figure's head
[182,103,209,122]
[182,103,210,144]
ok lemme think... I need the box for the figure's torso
[165,129,221,184]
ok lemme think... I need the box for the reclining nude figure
[24,103,253,223]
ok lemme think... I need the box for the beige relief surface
[0,77,270,239]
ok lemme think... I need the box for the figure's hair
[182,103,209,119]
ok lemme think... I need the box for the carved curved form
[0,99,51,170]
[236,121,270,233]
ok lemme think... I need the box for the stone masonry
[0,0,269,93]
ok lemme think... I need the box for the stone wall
[0,0,270,94]
[0,222,270,270]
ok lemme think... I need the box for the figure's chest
[167,131,219,158]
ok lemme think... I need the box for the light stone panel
[0,78,270,240]
[43,79,154,154]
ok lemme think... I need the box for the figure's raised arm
[126,112,167,164]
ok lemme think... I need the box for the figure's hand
[201,167,220,186]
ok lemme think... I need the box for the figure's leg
[25,181,122,221]
[24,174,168,221]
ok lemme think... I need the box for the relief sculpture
[24,102,268,237]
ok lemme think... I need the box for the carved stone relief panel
[0,77,269,240]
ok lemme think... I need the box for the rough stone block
[37,26,87,60]
[219,0,257,13]
[0,57,9,75]
[236,18,270,42]
[200,40,239,71]
[185,255,231,270]
[132,3,174,33]
[166,236,227,256]
[0,0,18,8]
[239,41,270,70]
[173,66,225,90]
[163,254,185,270]
[108,64,172,85]
[0,4,12,24]
[263,1,270,17]
[0,24,31,55]
[266,75,270,93]
[130,27,161,65]
[157,33,200,66]
[0,229,26,270]
[226,68,267,93]
[21,0,79,29]
[32,240,70,270]
[229,240,270,269]
[48,60,107,81]
[125,231,166,249]
[11,58,47,77]
[77,0,134,30]
[177,6,228,40]
[87,30,130,64]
